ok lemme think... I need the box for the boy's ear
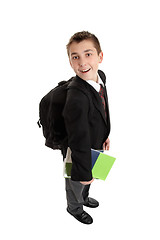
[99,51,103,63]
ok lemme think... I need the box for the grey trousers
[65,178,90,214]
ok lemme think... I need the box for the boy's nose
[80,63,86,67]
[79,58,86,67]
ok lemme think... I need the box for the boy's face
[68,40,103,82]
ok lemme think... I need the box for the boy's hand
[80,178,94,185]
[103,138,110,151]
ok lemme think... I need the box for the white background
[0,0,160,239]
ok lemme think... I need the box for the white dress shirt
[86,74,104,92]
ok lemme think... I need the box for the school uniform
[63,70,110,218]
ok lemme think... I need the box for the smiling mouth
[80,68,91,73]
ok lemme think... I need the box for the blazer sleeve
[63,88,92,181]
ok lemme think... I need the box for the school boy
[63,31,110,224]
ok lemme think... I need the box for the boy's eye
[72,56,79,60]
[86,53,92,57]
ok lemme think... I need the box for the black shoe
[67,207,93,224]
[83,197,99,208]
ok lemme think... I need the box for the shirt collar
[86,74,104,92]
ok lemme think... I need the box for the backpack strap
[37,119,41,128]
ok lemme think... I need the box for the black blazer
[63,70,110,181]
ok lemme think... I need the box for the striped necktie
[99,84,106,119]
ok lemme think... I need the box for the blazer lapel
[89,86,107,125]
[73,71,109,127]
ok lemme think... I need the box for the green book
[63,148,116,181]
[91,149,116,180]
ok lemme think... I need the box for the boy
[63,31,110,224]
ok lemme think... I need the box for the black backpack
[37,77,74,151]
[37,70,105,152]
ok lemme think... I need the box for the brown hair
[66,31,102,56]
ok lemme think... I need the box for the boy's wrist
[80,178,94,185]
